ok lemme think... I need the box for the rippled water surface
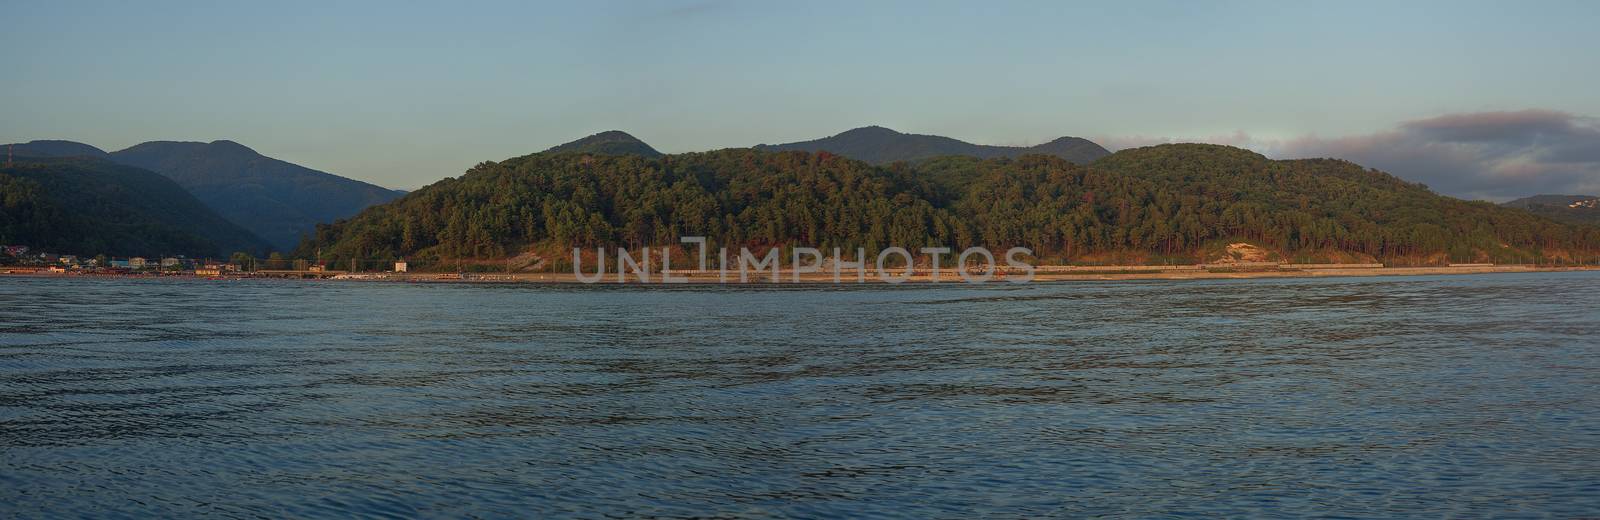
[3,273,1599,518]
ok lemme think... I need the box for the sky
[2,0,1597,199]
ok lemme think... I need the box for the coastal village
[0,244,387,278]
[2,245,241,276]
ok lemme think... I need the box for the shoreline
[6,264,1597,284]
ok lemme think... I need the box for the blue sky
[3,0,1597,197]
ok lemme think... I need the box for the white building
[394,260,408,273]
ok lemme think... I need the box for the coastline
[6,264,1597,284]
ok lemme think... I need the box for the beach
[11,263,1594,283]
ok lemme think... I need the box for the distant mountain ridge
[1504,194,1599,208]
[543,130,662,157]
[7,139,111,159]
[1,156,271,257]
[754,126,1111,165]
[1503,194,1600,225]
[5,139,406,251]
[110,140,408,250]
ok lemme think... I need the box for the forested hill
[1502,195,1600,225]
[294,144,1599,270]
[0,157,271,257]
[5,138,407,251]
[543,131,662,157]
[7,140,111,159]
[109,140,407,250]
[754,126,1111,165]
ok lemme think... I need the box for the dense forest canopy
[294,144,1600,270]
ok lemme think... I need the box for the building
[109,260,132,269]
[394,260,408,273]
[161,257,181,268]
[129,257,148,269]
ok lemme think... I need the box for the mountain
[0,157,271,257]
[294,144,1597,270]
[543,130,662,157]
[106,140,406,251]
[6,140,110,159]
[1503,194,1600,225]
[754,126,1111,165]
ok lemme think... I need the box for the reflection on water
[2,274,1598,517]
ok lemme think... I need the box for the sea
[2,273,1598,518]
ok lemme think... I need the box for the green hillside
[294,144,1599,270]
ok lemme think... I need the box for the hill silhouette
[5,138,407,251]
[543,130,662,157]
[1503,194,1600,225]
[0,157,271,257]
[754,126,1110,164]
[107,140,406,250]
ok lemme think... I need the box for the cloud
[1101,110,1600,201]
[1277,110,1600,201]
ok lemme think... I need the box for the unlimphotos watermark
[573,237,1034,283]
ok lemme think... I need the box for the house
[129,257,148,269]
[161,257,181,268]
[394,260,408,273]
[110,260,132,269]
